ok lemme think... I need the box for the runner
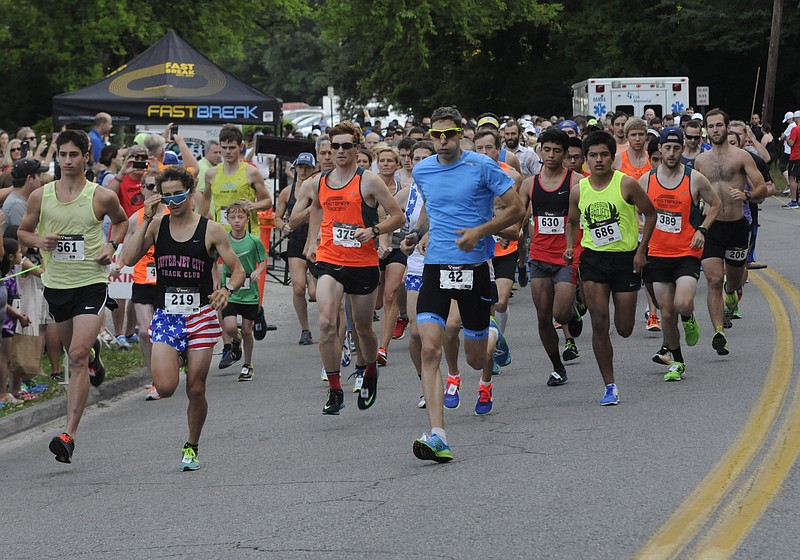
[120,166,245,471]
[274,152,318,345]
[218,202,268,380]
[642,127,721,380]
[201,124,272,234]
[564,131,656,406]
[518,128,583,386]
[305,122,405,415]
[410,106,524,462]
[111,169,166,400]
[694,109,768,355]
[18,130,129,464]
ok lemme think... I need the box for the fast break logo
[147,105,260,120]
[165,62,195,77]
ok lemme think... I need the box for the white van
[571,77,690,119]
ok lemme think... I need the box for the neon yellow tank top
[209,162,259,232]
[40,181,108,288]
[578,170,639,252]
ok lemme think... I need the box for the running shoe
[417,395,426,409]
[321,367,328,382]
[323,388,345,415]
[412,433,453,463]
[712,332,730,356]
[732,309,742,320]
[786,200,799,208]
[125,333,140,344]
[218,349,237,369]
[377,347,388,367]
[652,345,672,365]
[299,330,313,345]
[345,330,356,352]
[88,339,105,387]
[115,335,131,350]
[682,314,700,346]
[49,432,74,463]
[50,371,64,382]
[341,344,352,367]
[599,383,619,406]
[145,384,161,401]
[238,364,254,381]
[230,334,243,361]
[392,316,409,340]
[491,317,512,367]
[562,340,579,361]
[357,372,378,410]
[577,298,588,317]
[373,311,380,322]
[664,362,685,382]
[724,288,739,313]
[547,370,568,387]
[475,383,493,415]
[723,308,733,329]
[348,367,365,393]
[647,313,661,332]
[492,361,500,375]
[443,375,461,409]
[180,445,200,471]
[567,305,583,337]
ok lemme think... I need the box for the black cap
[11,158,48,181]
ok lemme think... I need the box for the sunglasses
[161,191,190,206]
[10,148,21,153]
[330,142,355,151]
[144,183,157,191]
[685,135,701,140]
[429,128,462,140]
[24,137,36,141]
[131,154,148,161]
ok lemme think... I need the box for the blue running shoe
[491,317,512,367]
[475,383,493,415]
[492,361,500,375]
[600,383,620,406]
[412,433,453,463]
[443,375,461,409]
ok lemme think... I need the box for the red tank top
[316,168,379,267]
[620,150,652,180]
[647,167,702,259]
[529,169,582,265]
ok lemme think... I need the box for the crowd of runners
[4,101,795,468]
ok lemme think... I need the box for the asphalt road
[2,196,800,559]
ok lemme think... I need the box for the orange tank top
[316,168,379,267]
[647,167,702,259]
[620,149,652,180]
[132,207,170,284]
[494,161,519,257]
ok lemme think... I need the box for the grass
[0,342,145,419]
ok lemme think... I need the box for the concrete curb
[0,367,151,441]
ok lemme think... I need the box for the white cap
[784,111,794,123]
[691,113,703,121]
[794,110,800,119]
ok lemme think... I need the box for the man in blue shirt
[406,106,524,463]
[90,112,112,163]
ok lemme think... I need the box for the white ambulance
[571,77,690,119]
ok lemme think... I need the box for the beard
[505,138,519,149]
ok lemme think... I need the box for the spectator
[3,159,46,235]
[90,112,112,164]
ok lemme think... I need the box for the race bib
[656,210,682,234]
[537,214,566,235]
[219,207,230,226]
[332,222,361,248]
[146,264,157,283]
[589,220,622,247]
[54,235,85,261]
[164,287,200,315]
[226,277,251,291]
[725,247,748,262]
[439,266,474,290]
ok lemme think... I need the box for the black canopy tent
[53,30,282,126]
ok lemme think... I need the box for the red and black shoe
[89,339,106,387]
[49,432,74,463]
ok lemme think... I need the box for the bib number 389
[165,288,200,315]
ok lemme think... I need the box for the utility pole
[761,0,783,126]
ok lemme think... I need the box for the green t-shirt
[223,232,267,305]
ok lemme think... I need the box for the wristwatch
[108,240,119,250]
[744,191,752,200]
[371,225,381,238]
[697,225,707,236]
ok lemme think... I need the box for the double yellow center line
[634,269,800,559]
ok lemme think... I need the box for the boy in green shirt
[219,202,268,380]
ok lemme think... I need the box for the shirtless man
[694,109,768,355]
